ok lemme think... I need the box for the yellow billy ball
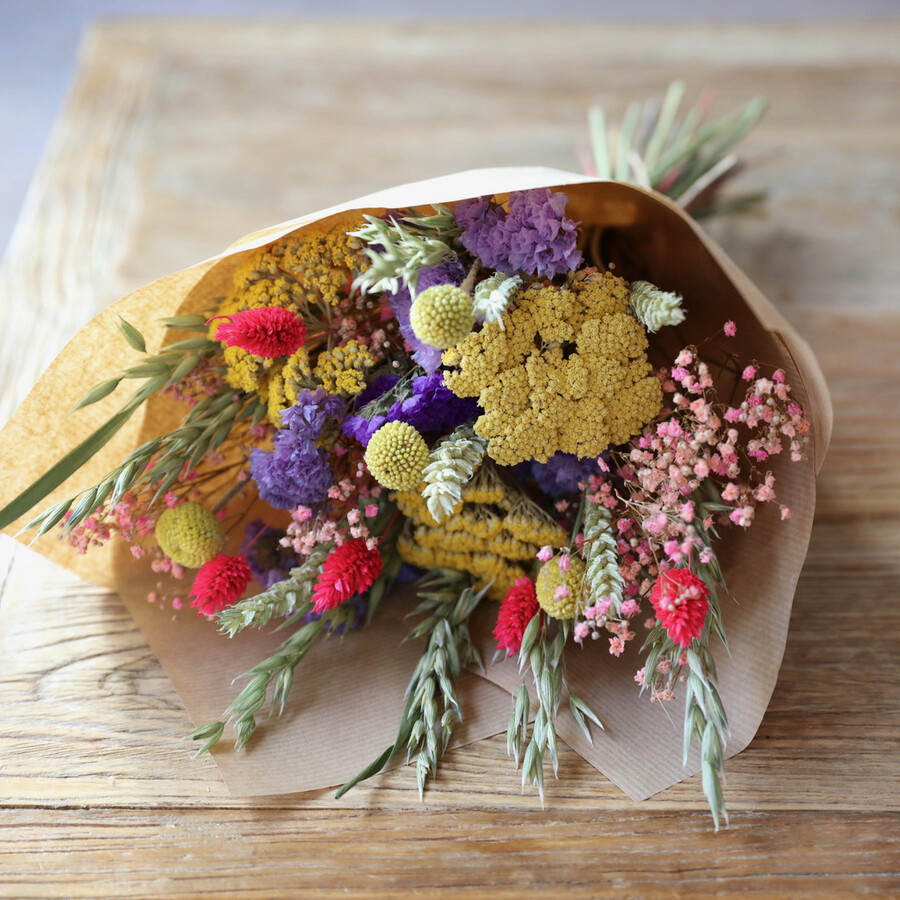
[154,502,224,569]
[410,284,475,349]
[364,421,430,491]
[535,555,586,620]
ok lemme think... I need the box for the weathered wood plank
[1,809,898,899]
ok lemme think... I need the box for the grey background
[1,0,897,258]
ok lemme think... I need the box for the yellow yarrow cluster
[278,223,368,308]
[443,271,662,466]
[265,347,313,427]
[535,555,587,620]
[410,284,475,349]
[154,502,224,569]
[364,422,430,490]
[213,222,368,404]
[394,465,568,601]
[312,340,375,397]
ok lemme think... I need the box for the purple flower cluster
[249,388,345,510]
[455,188,582,279]
[240,520,298,589]
[342,373,478,447]
[388,260,468,372]
[531,452,600,498]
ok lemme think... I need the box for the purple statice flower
[250,389,345,510]
[454,197,509,271]
[341,412,387,447]
[531,453,600,498]
[280,388,345,440]
[341,373,478,447]
[388,373,478,437]
[341,374,401,443]
[241,520,299,589]
[355,374,400,407]
[249,442,333,509]
[388,260,468,373]
[456,189,582,279]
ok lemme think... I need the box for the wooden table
[1,20,898,898]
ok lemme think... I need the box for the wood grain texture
[0,19,898,897]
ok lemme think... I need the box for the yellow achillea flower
[313,340,375,397]
[154,502,224,569]
[536,555,587,620]
[278,224,368,308]
[213,222,368,400]
[365,422,430,490]
[443,271,662,466]
[266,348,313,427]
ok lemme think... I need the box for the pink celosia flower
[212,307,306,358]
[311,539,382,614]
[189,555,252,617]
[494,577,540,655]
[650,568,711,648]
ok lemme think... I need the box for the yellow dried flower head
[410,284,475,349]
[365,421,430,490]
[443,271,662,466]
[536,555,586,620]
[279,222,368,308]
[266,347,313,427]
[155,502,224,569]
[313,340,375,396]
[394,465,569,603]
[214,222,368,399]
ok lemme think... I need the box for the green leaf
[1,401,142,532]
[163,337,216,353]
[568,695,593,746]
[160,314,209,331]
[116,316,147,353]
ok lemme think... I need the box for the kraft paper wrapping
[0,169,831,800]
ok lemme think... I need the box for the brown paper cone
[0,169,831,799]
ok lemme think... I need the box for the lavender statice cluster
[249,389,345,509]
[455,188,582,280]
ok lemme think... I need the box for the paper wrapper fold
[0,168,831,800]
